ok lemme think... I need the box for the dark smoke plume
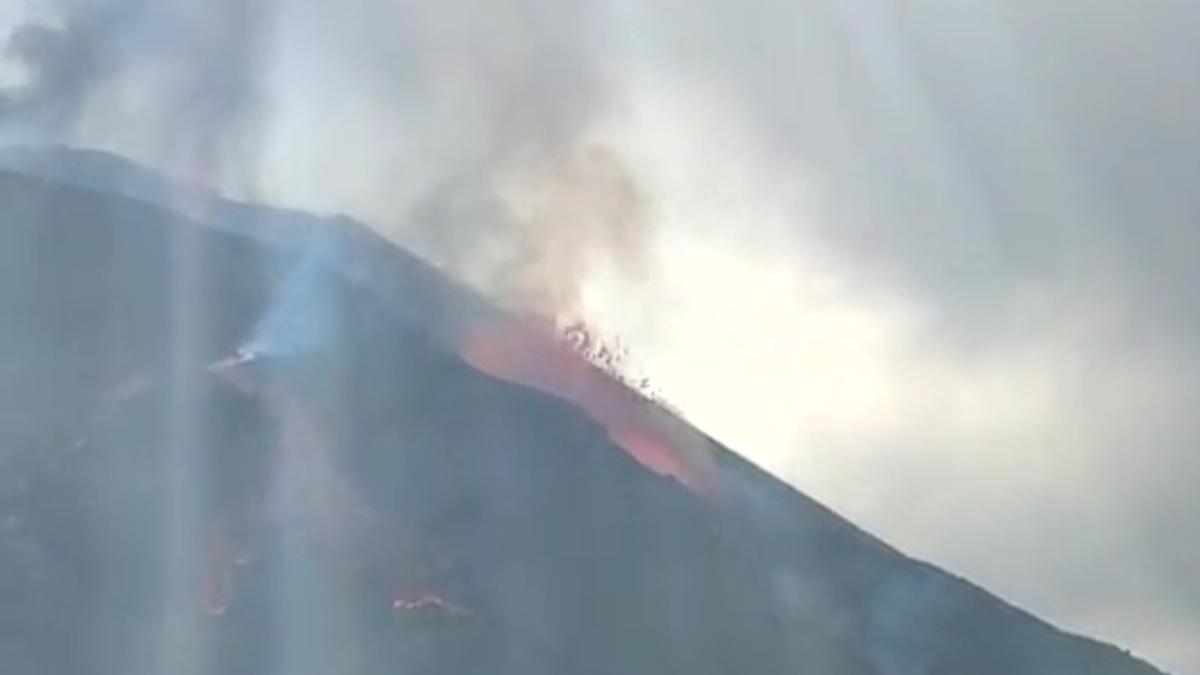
[1,0,270,186]
[0,3,124,128]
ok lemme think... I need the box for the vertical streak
[160,215,209,675]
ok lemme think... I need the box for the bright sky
[574,69,1199,673]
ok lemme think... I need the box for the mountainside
[0,151,1168,675]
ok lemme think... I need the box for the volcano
[0,148,1167,675]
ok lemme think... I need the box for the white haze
[3,1,1198,672]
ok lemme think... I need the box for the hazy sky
[3,2,1198,672]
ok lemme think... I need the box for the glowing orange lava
[201,359,381,616]
[458,315,716,497]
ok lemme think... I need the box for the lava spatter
[457,314,717,498]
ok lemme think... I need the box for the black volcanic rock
[0,153,1168,675]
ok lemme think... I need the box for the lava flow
[196,356,372,614]
[209,355,378,545]
[457,314,718,498]
[195,356,461,618]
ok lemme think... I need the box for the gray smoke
[0,0,649,319]
[0,2,123,128]
[318,0,650,318]
[1,0,269,186]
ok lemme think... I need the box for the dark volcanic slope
[0,161,1167,675]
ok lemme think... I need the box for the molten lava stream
[201,359,392,616]
[458,315,715,497]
